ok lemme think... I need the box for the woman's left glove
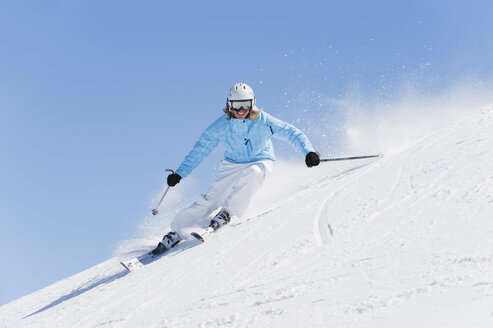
[305,152,320,167]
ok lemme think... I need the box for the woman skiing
[151,83,320,255]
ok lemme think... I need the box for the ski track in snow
[2,107,493,327]
[313,161,381,245]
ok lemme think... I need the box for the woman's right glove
[305,152,320,167]
[167,173,182,186]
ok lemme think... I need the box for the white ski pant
[170,160,274,239]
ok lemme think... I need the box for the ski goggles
[229,99,254,111]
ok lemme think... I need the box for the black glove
[305,152,320,167]
[167,173,182,186]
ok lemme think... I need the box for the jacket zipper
[244,138,253,156]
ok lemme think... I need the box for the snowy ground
[1,105,493,327]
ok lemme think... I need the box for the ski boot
[150,231,181,256]
[209,209,231,231]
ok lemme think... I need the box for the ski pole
[151,169,174,216]
[320,154,380,162]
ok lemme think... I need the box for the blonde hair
[222,107,262,120]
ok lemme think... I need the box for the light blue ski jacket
[175,110,315,178]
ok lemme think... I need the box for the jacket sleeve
[265,113,315,155]
[175,119,221,178]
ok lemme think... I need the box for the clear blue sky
[1,0,492,306]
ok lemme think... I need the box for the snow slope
[1,106,493,327]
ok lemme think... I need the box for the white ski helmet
[226,83,256,110]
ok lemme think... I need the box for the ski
[120,251,161,271]
[121,227,218,272]
[120,237,202,272]
[191,226,214,243]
